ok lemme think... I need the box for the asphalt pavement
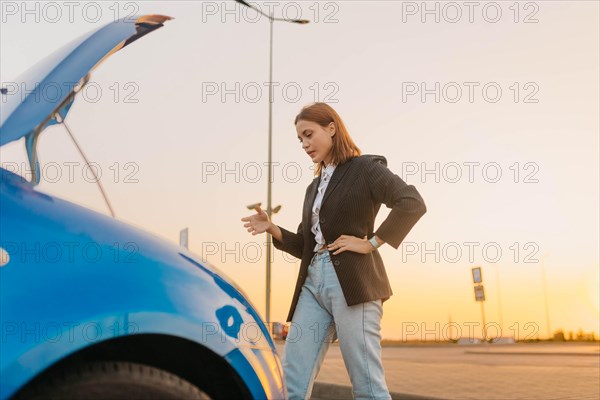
[274,342,600,400]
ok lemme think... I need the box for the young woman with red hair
[242,103,426,400]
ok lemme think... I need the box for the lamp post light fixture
[246,203,261,210]
[236,0,309,325]
[246,202,282,215]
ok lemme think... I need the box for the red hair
[294,103,361,176]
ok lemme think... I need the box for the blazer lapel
[302,157,356,225]
[303,175,321,225]
[321,159,354,207]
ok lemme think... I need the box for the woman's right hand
[241,205,272,236]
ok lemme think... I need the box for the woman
[241,103,426,400]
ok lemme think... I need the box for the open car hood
[0,15,172,184]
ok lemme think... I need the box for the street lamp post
[495,264,504,335]
[541,253,552,339]
[247,202,282,326]
[235,1,309,325]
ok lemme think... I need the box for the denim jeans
[281,251,391,400]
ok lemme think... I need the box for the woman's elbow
[410,192,427,217]
[419,198,427,216]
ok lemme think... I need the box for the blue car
[0,15,285,400]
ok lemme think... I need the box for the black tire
[15,361,211,400]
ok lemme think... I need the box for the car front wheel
[15,361,211,400]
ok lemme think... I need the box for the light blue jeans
[282,251,391,400]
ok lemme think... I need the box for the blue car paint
[0,168,284,399]
[0,15,286,400]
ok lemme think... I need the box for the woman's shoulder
[353,154,388,167]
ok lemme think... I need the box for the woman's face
[296,119,335,165]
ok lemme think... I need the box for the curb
[311,383,442,400]
[465,351,600,357]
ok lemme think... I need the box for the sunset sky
[1,1,598,340]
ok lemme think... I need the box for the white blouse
[311,163,336,252]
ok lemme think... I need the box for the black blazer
[273,154,427,322]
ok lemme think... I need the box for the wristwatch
[368,236,381,250]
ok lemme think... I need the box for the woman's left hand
[328,235,374,255]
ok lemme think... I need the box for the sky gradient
[1,0,598,340]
